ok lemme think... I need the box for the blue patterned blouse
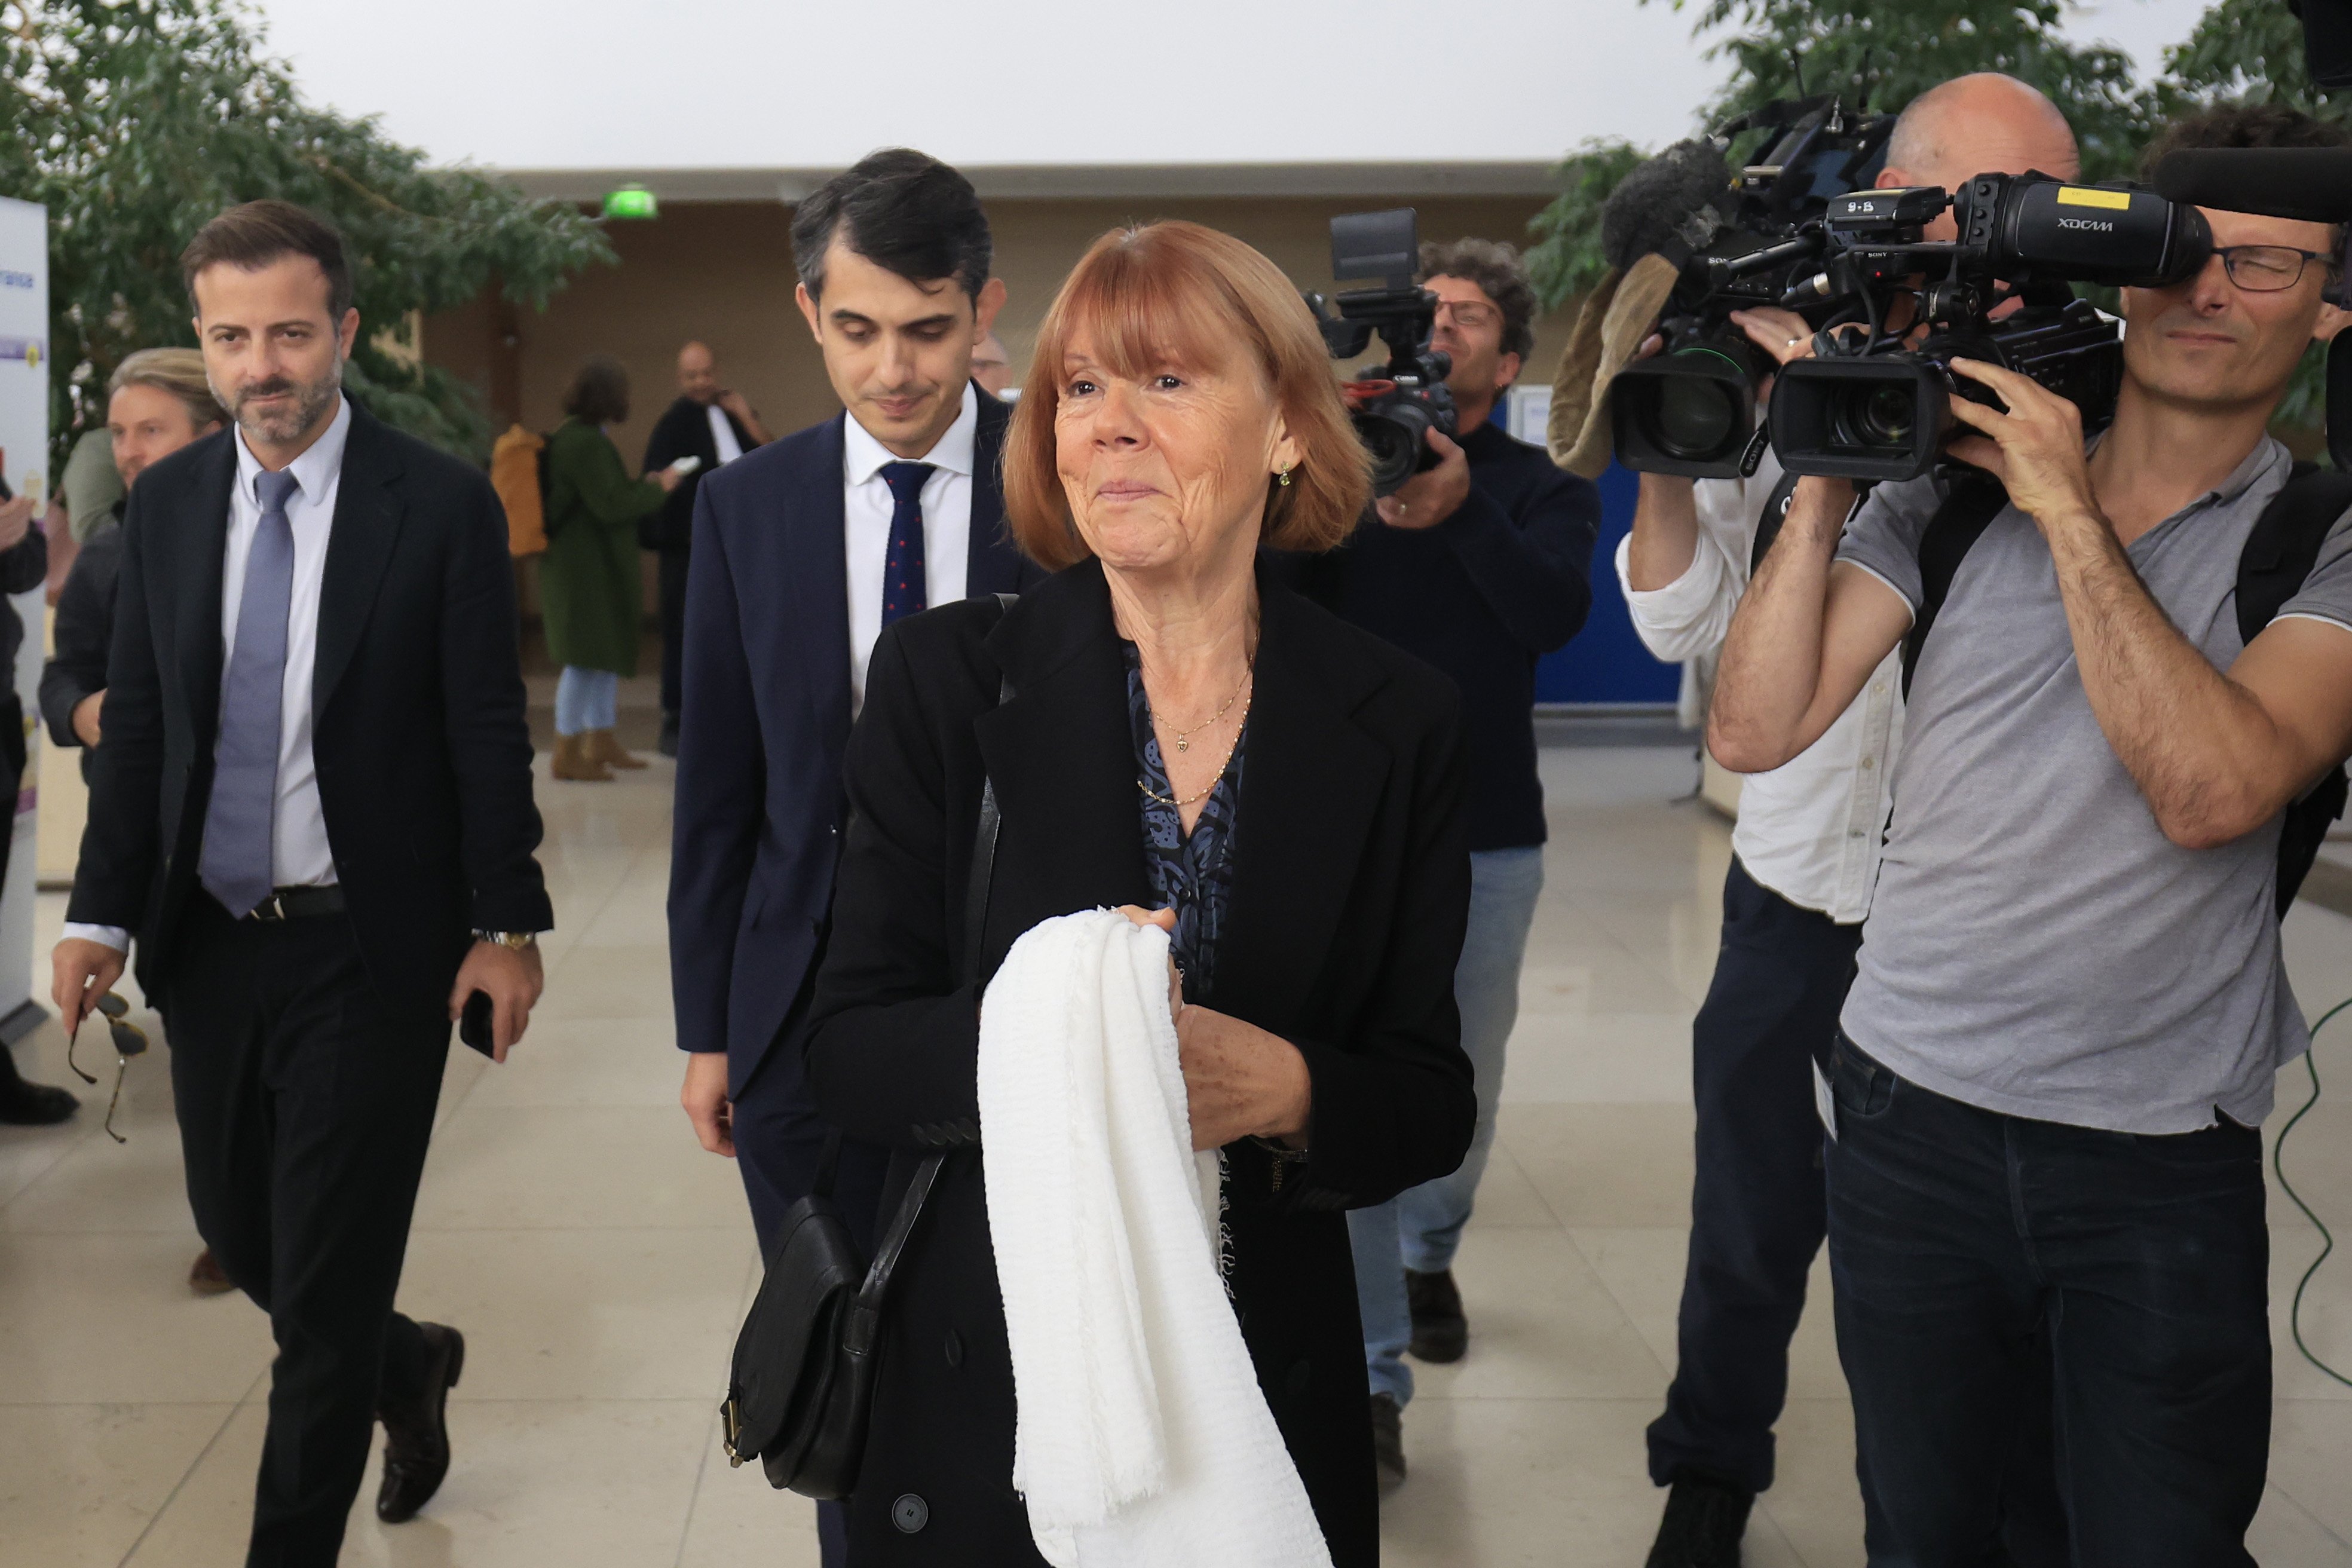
[1124,642,1247,1003]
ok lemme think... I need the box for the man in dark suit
[669,148,1039,1564]
[51,200,552,1568]
[639,340,769,756]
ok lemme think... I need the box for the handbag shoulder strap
[852,593,1019,1322]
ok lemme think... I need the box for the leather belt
[242,886,347,922]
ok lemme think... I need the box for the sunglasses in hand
[66,991,149,1144]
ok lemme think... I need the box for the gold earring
[1276,465,1295,488]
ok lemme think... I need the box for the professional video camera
[1768,173,2212,480]
[1304,209,1455,497]
[1606,97,1895,477]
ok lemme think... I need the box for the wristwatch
[472,930,538,951]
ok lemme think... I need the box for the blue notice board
[1536,460,1680,705]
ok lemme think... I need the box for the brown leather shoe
[188,1248,235,1296]
[376,1322,464,1523]
[587,728,648,770]
[551,732,611,782]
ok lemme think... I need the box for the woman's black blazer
[804,555,1476,1567]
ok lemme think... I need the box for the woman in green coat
[541,355,679,780]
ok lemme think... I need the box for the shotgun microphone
[2152,147,2352,225]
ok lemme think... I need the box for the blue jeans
[1826,1034,2269,1567]
[1349,844,1544,1405]
[554,666,618,736]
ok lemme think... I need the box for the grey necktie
[200,468,301,918]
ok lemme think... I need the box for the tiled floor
[4,743,2350,1566]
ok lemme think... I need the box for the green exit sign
[602,186,658,220]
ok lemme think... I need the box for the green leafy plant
[1524,140,1650,313]
[0,0,613,471]
[2162,0,2341,117]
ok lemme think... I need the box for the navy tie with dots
[878,461,934,627]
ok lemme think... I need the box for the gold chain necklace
[1153,663,1252,754]
[1139,694,1252,808]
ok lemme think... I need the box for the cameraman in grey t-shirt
[1711,105,2352,1566]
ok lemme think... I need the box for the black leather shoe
[0,1077,79,1125]
[376,1322,464,1523]
[1405,1267,1467,1363]
[1368,1392,1407,1492]
[1644,1472,1754,1568]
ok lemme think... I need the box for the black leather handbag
[719,612,1013,1499]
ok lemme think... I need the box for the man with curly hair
[1295,235,1601,1487]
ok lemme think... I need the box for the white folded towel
[978,909,1333,1568]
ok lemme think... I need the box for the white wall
[249,0,2210,176]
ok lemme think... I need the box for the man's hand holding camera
[1728,307,1819,369]
[1943,357,2103,540]
[1375,428,1471,530]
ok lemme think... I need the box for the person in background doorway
[1293,237,1598,1489]
[970,329,1013,397]
[541,354,680,780]
[38,348,232,1290]
[641,341,767,757]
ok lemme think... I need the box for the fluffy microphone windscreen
[1601,139,1735,272]
[2154,147,2352,224]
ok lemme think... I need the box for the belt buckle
[249,893,286,923]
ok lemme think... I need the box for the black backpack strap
[1900,476,2010,702]
[2236,461,2352,645]
[2236,464,2352,916]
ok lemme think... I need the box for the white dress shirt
[1613,451,1903,923]
[68,397,351,953]
[843,382,975,716]
[706,402,745,467]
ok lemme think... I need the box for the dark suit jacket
[803,559,1476,1566]
[640,396,757,552]
[42,505,123,777]
[669,387,1043,1089]
[66,403,553,1018]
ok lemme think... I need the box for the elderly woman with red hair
[804,220,1474,1565]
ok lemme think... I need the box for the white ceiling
[249,0,2216,194]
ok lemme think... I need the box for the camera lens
[1354,410,1422,495]
[1652,378,1742,461]
[1829,380,1918,450]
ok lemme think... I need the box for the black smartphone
[460,990,496,1057]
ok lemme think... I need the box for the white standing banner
[0,197,46,1040]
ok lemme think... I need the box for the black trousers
[1826,1034,2271,1568]
[164,896,449,1568]
[658,544,690,719]
[1647,856,1859,1494]
[731,1026,889,1568]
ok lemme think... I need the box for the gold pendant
[1175,736,1190,752]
